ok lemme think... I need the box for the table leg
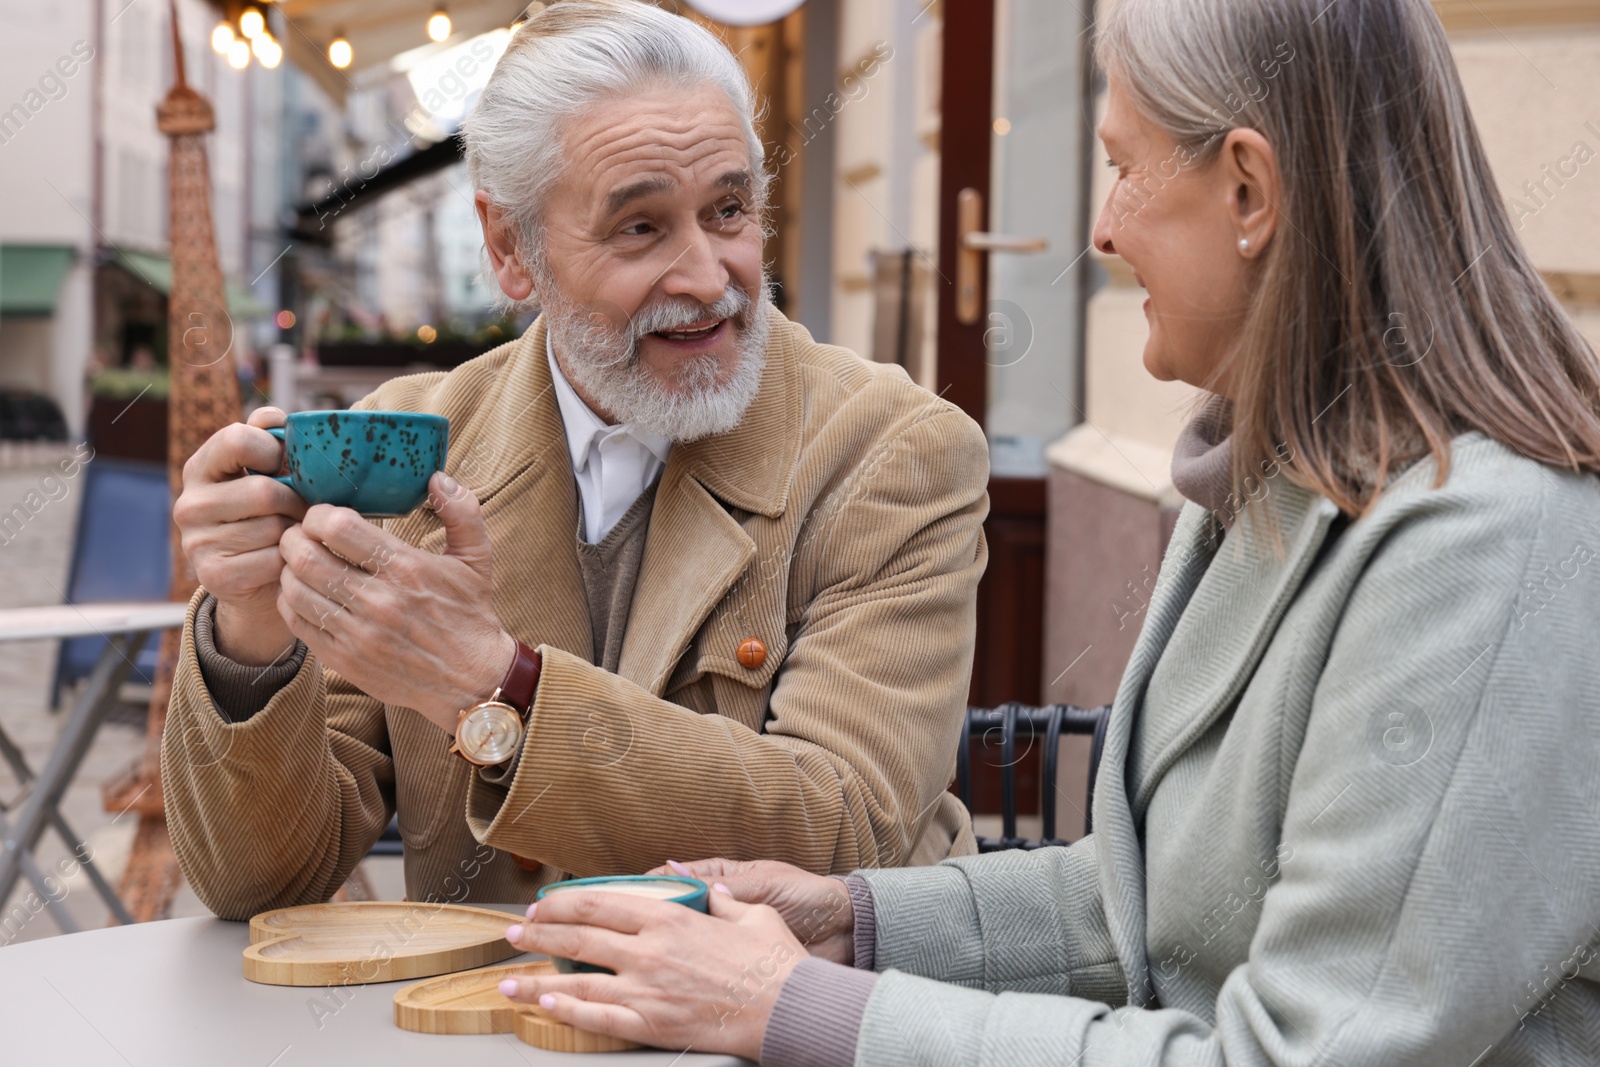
[0,630,151,915]
[16,851,78,935]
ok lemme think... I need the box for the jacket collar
[448,306,802,695]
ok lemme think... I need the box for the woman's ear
[1220,129,1280,256]
[474,190,536,302]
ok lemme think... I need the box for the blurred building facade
[0,0,286,439]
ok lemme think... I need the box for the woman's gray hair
[1096,0,1600,516]
[463,0,768,279]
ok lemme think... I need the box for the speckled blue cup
[256,410,448,517]
[534,875,710,974]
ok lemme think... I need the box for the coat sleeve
[159,374,457,920]
[852,472,1600,1066]
[161,596,395,921]
[463,407,988,875]
[857,835,1126,1003]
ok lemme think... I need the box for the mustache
[626,286,754,339]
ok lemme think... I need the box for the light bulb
[227,38,250,69]
[328,36,352,69]
[211,22,234,54]
[239,6,265,40]
[259,35,282,69]
[251,30,274,61]
[426,8,451,42]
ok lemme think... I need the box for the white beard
[540,276,770,443]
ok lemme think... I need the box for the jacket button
[737,638,767,670]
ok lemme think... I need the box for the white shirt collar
[546,333,672,472]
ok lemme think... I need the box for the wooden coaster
[514,1000,641,1054]
[394,960,641,1052]
[244,901,522,987]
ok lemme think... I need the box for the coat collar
[1090,478,1343,1007]
[445,306,803,695]
[1130,482,1343,812]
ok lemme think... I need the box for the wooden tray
[244,901,522,987]
[395,960,641,1052]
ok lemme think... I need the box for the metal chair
[955,702,1112,852]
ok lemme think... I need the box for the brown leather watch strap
[498,640,542,714]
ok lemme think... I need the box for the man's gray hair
[463,0,768,279]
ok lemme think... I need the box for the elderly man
[162,0,987,918]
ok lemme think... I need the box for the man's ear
[1218,128,1280,256]
[474,190,536,302]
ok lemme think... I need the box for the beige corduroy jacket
[161,310,988,919]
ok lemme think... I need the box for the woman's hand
[500,884,805,1060]
[649,857,856,965]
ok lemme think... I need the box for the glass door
[971,0,1093,476]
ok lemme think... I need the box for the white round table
[0,903,748,1065]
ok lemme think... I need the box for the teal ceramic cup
[534,875,710,974]
[253,410,448,517]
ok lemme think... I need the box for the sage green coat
[855,436,1600,1066]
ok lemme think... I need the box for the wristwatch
[448,640,542,766]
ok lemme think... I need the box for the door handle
[956,187,1048,325]
[963,233,1050,253]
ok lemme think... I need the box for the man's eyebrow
[604,175,675,216]
[717,169,753,195]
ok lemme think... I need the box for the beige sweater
[160,309,989,918]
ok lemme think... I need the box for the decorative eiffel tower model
[104,0,242,922]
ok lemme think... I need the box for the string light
[426,7,452,42]
[238,5,265,40]
[256,33,282,69]
[227,38,251,69]
[211,22,234,54]
[328,34,353,69]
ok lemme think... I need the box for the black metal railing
[956,702,1112,852]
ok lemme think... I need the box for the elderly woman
[500,0,1600,1063]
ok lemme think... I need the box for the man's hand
[174,407,307,666]
[275,471,516,732]
[649,858,856,964]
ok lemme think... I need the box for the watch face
[459,703,523,764]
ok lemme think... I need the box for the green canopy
[0,244,75,315]
[111,248,272,320]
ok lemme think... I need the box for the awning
[0,244,75,316]
[109,249,272,320]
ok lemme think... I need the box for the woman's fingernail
[525,901,538,920]
[438,472,461,495]
[713,882,732,895]
[540,994,557,1010]
[506,924,523,941]
[667,859,693,876]
[499,979,520,997]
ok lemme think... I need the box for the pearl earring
[1238,238,1251,253]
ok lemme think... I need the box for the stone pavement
[0,454,401,950]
